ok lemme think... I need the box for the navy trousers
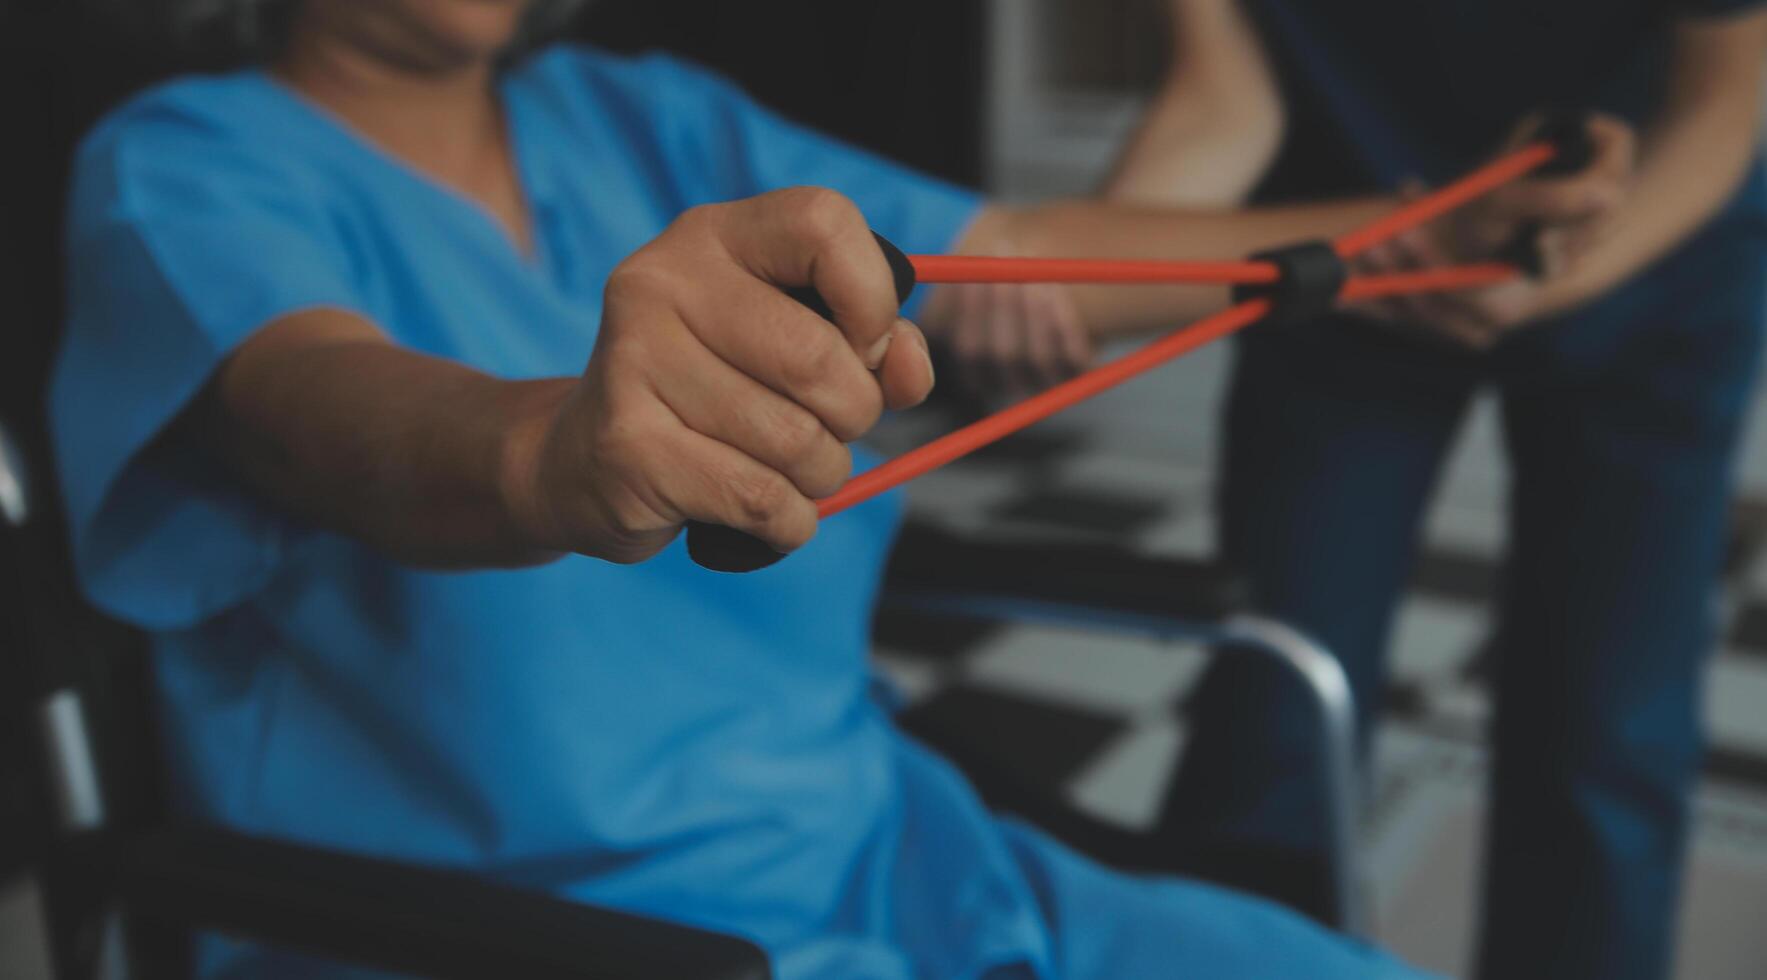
[1160,206,1767,979]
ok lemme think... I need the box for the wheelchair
[4,2,1364,974]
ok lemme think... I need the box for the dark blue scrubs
[1162,2,1767,978]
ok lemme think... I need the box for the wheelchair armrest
[111,825,770,980]
[883,521,1248,623]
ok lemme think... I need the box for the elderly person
[52,0,1621,976]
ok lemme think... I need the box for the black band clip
[1233,240,1348,327]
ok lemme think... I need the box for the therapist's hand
[1349,114,1636,349]
[921,282,1092,404]
[508,189,936,564]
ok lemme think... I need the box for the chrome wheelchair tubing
[0,420,26,528]
[1218,613,1367,938]
[883,593,1369,937]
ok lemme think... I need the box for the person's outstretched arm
[923,0,1293,397]
[189,189,933,569]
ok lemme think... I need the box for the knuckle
[591,411,657,473]
[672,203,723,235]
[592,486,671,564]
[781,325,842,391]
[734,470,795,528]
[602,492,656,540]
[771,406,826,461]
[604,257,681,309]
[810,446,854,498]
[592,328,650,372]
[788,187,862,245]
[789,439,851,499]
[826,384,883,443]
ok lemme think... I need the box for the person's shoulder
[80,70,289,164]
[72,71,318,222]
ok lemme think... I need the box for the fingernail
[865,331,893,371]
[894,319,934,383]
[914,323,936,386]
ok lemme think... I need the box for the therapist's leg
[1157,316,1481,919]
[1480,233,1766,980]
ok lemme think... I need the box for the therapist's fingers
[952,284,996,396]
[646,318,854,499]
[1462,114,1635,260]
[1020,289,1062,393]
[1500,113,1634,222]
[711,187,905,369]
[988,283,1033,399]
[1033,282,1092,387]
[1350,231,1490,349]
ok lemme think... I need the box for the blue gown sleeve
[600,51,986,319]
[51,98,363,630]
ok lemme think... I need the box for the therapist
[1114,2,1767,979]
[51,0,1622,976]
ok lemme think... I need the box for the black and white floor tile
[866,344,1767,978]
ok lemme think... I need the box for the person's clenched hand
[506,188,935,562]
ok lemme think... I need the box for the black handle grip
[686,231,917,573]
[1532,108,1596,178]
[1502,109,1596,277]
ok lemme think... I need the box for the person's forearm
[192,311,569,568]
[1545,13,1767,315]
[1104,0,1285,206]
[964,196,1394,337]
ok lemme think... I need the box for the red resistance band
[685,135,1585,572]
[818,139,1562,519]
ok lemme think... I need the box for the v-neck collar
[252,67,555,272]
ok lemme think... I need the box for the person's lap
[994,820,1437,979]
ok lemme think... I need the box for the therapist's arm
[1103,0,1285,206]
[1357,9,1767,346]
[187,189,933,568]
[1545,10,1767,311]
[920,0,1287,396]
[947,117,1631,344]
[929,107,1630,364]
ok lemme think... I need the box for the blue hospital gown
[52,45,1430,979]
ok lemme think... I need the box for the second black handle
[1502,109,1597,278]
